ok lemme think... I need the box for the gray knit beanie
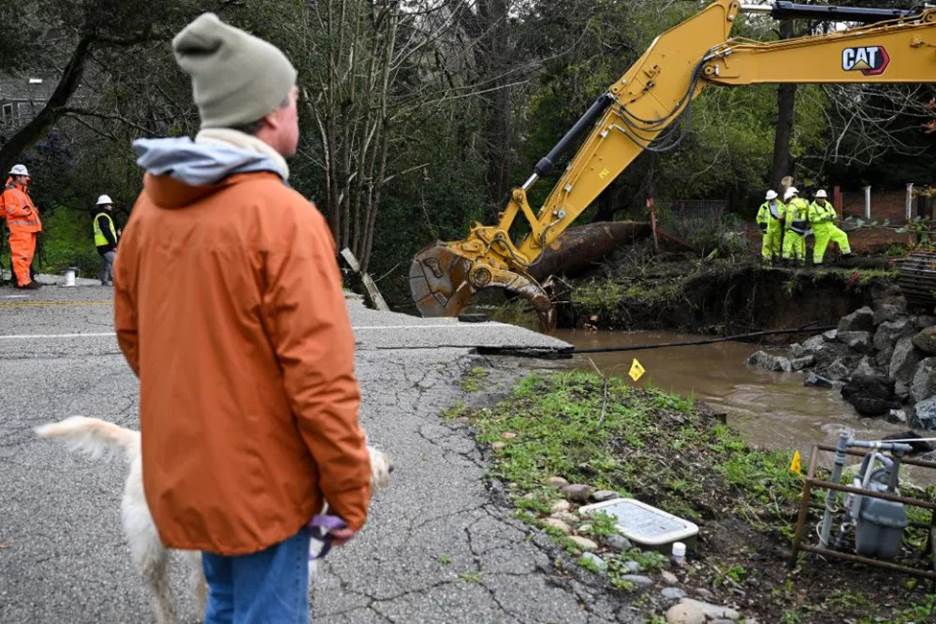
[173,13,297,129]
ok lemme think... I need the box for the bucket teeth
[409,243,474,318]
[409,241,556,330]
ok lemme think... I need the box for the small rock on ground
[561,483,593,503]
[580,551,607,572]
[543,518,572,535]
[550,499,571,514]
[619,574,653,588]
[623,560,641,573]
[666,598,740,624]
[661,571,678,585]
[592,489,618,502]
[604,534,632,552]
[546,476,569,489]
[569,536,598,551]
[661,587,687,601]
[551,511,579,524]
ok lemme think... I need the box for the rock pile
[747,283,936,430]
[536,476,745,621]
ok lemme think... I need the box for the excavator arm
[409,1,936,328]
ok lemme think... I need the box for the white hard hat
[815,189,828,199]
[765,190,778,201]
[9,164,29,177]
[96,194,113,205]
[784,186,799,201]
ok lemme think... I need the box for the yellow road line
[0,300,112,309]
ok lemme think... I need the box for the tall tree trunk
[770,20,797,188]
[475,0,513,218]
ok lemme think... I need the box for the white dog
[36,416,391,624]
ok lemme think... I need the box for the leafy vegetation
[3,1,931,304]
[455,369,936,623]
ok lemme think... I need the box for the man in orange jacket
[1,164,42,289]
[114,14,370,623]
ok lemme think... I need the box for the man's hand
[330,526,357,547]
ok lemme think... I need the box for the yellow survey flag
[629,358,646,382]
[790,450,802,475]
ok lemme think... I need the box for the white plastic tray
[578,497,699,546]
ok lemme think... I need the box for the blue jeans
[202,527,312,624]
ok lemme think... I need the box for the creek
[555,328,911,457]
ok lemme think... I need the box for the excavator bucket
[409,242,475,318]
[410,241,556,330]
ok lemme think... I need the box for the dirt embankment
[558,242,897,336]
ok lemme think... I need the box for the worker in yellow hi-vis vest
[808,189,851,266]
[93,194,119,286]
[781,187,809,266]
[756,189,784,265]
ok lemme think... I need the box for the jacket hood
[133,137,287,208]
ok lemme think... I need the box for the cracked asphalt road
[0,283,636,623]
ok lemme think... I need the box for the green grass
[857,594,936,624]
[464,371,801,528]
[461,367,488,393]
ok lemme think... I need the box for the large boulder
[820,359,852,382]
[804,372,846,391]
[838,307,875,333]
[790,355,815,371]
[873,319,914,353]
[909,397,936,431]
[873,300,907,325]
[915,315,936,330]
[837,331,872,353]
[852,356,881,378]
[842,374,898,417]
[801,334,826,355]
[911,357,936,403]
[912,327,936,356]
[876,347,895,368]
[747,351,792,373]
[890,337,924,385]
[895,381,910,401]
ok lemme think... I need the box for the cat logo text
[841,46,890,76]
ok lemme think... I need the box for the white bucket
[64,268,77,287]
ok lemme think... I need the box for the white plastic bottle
[671,541,686,566]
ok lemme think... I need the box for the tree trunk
[475,0,513,218]
[770,20,797,188]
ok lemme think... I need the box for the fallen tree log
[528,221,651,282]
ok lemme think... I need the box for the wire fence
[655,199,728,242]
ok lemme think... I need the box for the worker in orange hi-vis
[1,164,43,289]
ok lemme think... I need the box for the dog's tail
[35,416,140,462]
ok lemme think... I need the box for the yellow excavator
[409,0,936,328]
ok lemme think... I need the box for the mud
[556,329,912,455]
[560,247,894,336]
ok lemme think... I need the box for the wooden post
[340,248,389,311]
[648,196,659,253]
[907,183,915,222]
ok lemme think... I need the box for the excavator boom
[410,1,936,327]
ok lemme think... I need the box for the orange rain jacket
[1,178,42,232]
[114,144,370,555]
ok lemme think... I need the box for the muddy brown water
[554,329,914,461]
